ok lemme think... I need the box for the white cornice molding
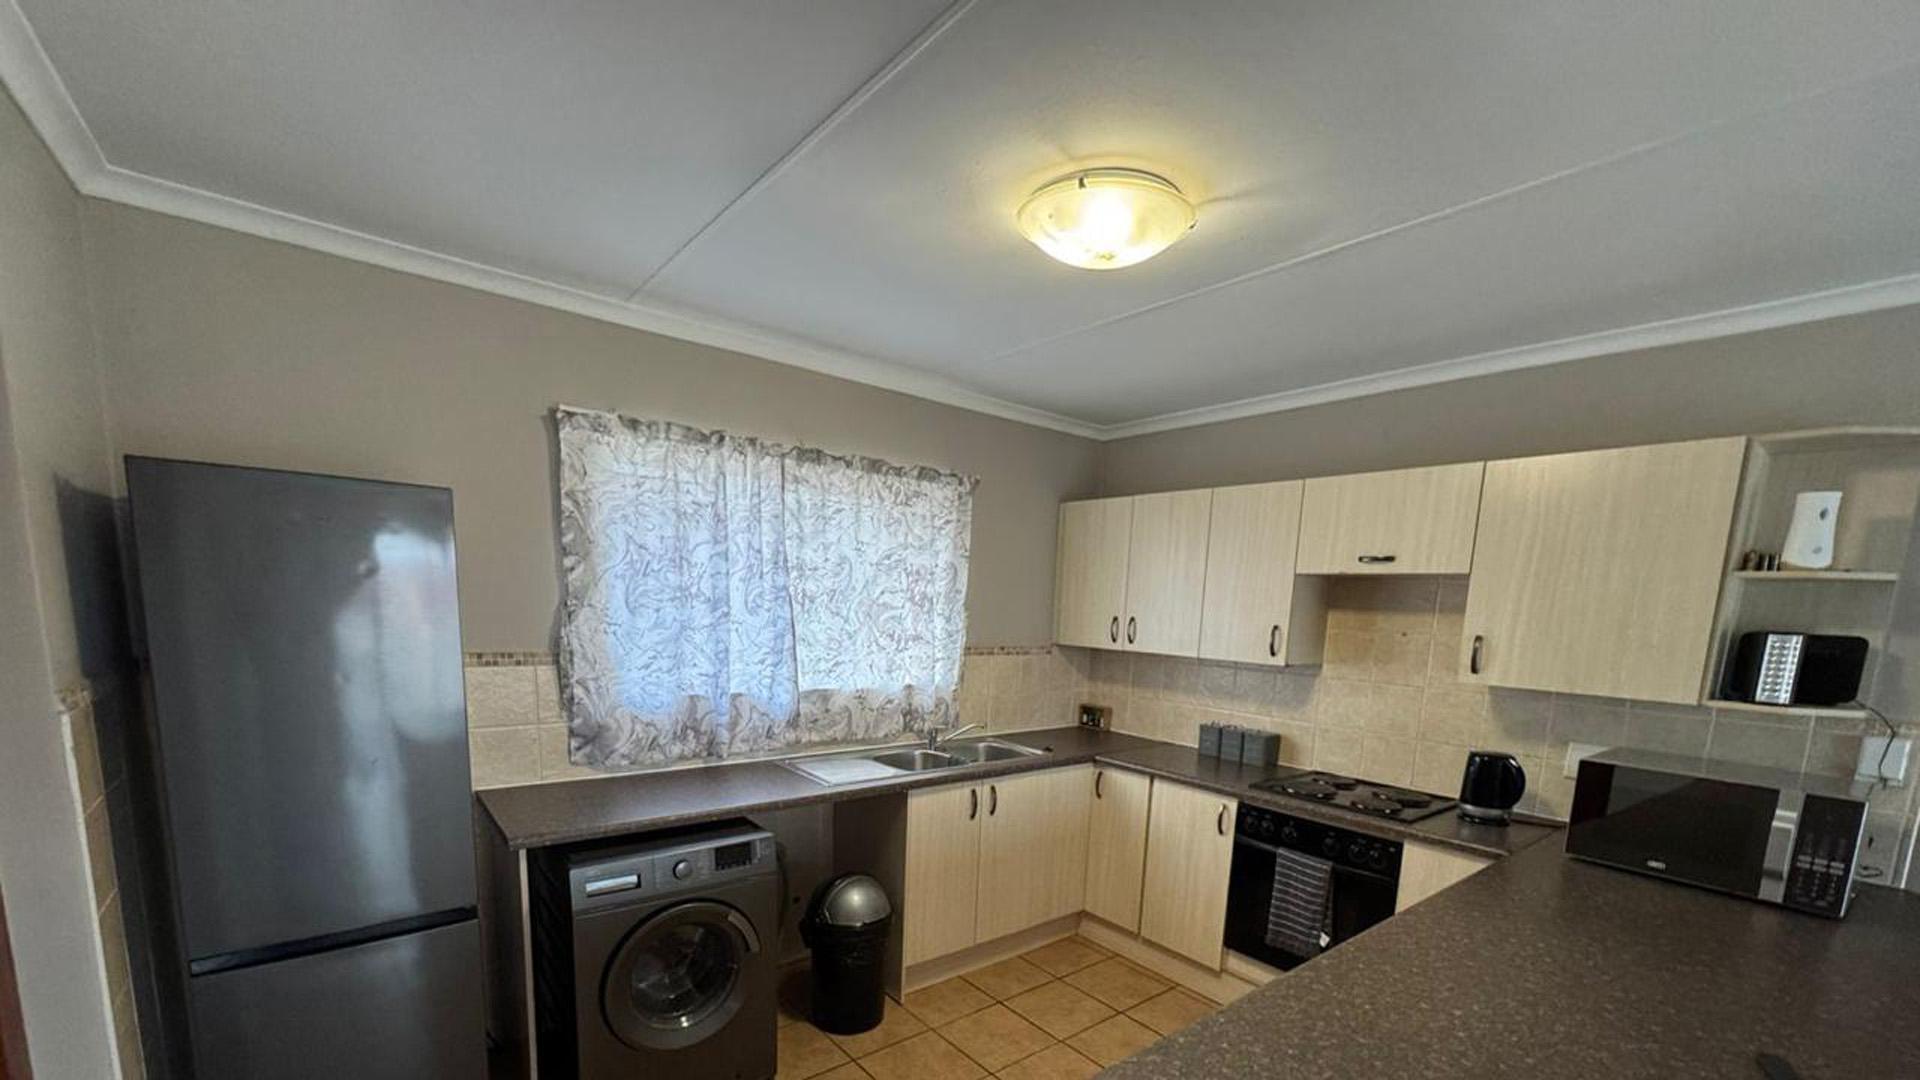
[80,164,1101,439]
[5,2,1918,446]
[1093,272,1920,440]
[0,0,103,175]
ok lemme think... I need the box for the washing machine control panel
[571,826,777,910]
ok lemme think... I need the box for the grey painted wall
[1098,304,1920,495]
[0,87,122,1078]
[83,201,1104,651]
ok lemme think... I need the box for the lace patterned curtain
[555,407,973,768]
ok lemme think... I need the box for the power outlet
[1856,736,1912,785]
[1078,703,1110,730]
[1563,741,1611,779]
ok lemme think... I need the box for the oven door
[1224,834,1399,971]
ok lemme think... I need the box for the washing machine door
[601,899,762,1052]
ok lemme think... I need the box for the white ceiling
[6,1,1920,436]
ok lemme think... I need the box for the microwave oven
[1567,748,1869,918]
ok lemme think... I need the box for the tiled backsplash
[57,683,145,1080]
[462,593,1913,887]
[462,646,1091,789]
[1074,577,1916,883]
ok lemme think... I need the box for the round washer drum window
[602,900,759,1052]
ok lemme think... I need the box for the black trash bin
[800,874,892,1035]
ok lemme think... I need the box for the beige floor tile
[778,1021,851,1079]
[1061,956,1168,1011]
[1126,988,1215,1037]
[993,1043,1102,1080]
[1064,1014,1160,1067]
[1020,936,1108,978]
[816,1065,873,1080]
[961,956,1052,1001]
[828,998,927,1058]
[858,1031,986,1080]
[901,977,995,1028]
[1004,981,1114,1040]
[937,1004,1055,1073]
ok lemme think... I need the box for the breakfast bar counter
[1102,837,1920,1079]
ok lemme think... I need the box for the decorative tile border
[464,650,557,667]
[963,644,1056,656]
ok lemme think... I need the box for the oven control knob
[1347,840,1369,865]
[1322,835,1341,857]
[1279,822,1299,845]
[1366,846,1388,869]
[672,859,693,881]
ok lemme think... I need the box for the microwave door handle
[1758,793,1804,903]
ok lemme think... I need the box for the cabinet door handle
[1216,805,1228,836]
[1268,624,1281,658]
[1109,616,1120,643]
[1470,635,1485,676]
[1357,554,1397,564]
[1126,616,1137,644]
[969,788,978,820]
[1095,771,1104,799]
[989,784,998,816]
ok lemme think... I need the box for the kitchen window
[554,407,973,768]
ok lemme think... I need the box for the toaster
[1721,632,1868,707]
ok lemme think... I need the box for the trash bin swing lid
[812,874,891,927]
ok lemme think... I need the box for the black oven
[1224,804,1402,970]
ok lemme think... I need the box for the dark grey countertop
[479,729,1552,855]
[1104,838,1920,1080]
[478,726,1160,849]
[1094,742,1556,858]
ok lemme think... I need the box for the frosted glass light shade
[1015,168,1196,270]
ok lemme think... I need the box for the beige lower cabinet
[1395,841,1493,912]
[976,767,1094,941]
[902,782,983,966]
[1138,778,1238,969]
[1083,767,1152,931]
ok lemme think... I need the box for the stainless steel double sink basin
[785,737,1045,785]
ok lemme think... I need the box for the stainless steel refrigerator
[126,457,483,1078]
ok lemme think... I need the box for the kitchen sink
[944,739,1044,763]
[869,748,965,771]
[784,737,1048,784]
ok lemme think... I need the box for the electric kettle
[1458,750,1527,825]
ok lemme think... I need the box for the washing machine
[532,820,780,1080]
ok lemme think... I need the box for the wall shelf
[1703,698,1870,721]
[1729,570,1899,583]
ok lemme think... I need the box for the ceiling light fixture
[1015,167,1196,270]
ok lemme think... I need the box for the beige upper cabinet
[1138,778,1237,970]
[902,783,982,966]
[1083,767,1152,932]
[1297,462,1485,574]
[1459,437,1746,704]
[1198,481,1325,666]
[1055,497,1133,648]
[976,767,1092,942]
[1123,490,1213,656]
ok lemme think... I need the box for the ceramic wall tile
[465,666,538,728]
[469,726,542,788]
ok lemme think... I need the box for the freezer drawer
[189,918,484,1079]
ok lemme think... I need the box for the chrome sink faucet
[924,722,978,751]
